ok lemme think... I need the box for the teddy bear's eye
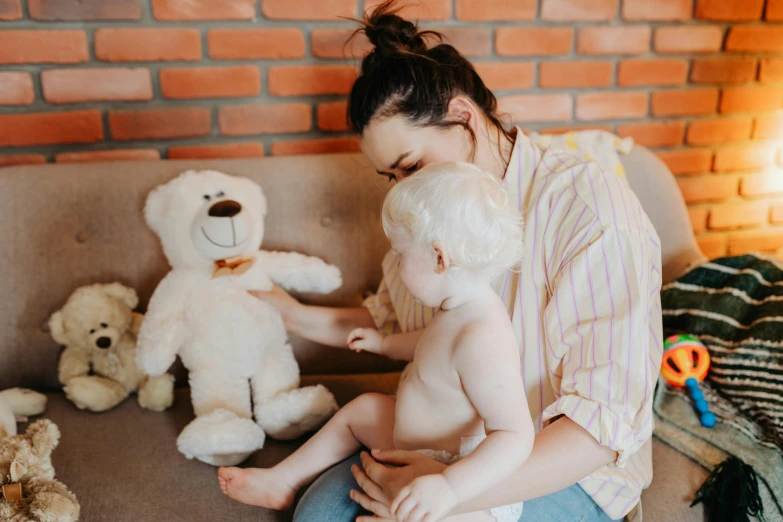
[216,191,225,198]
[100,323,108,329]
[203,194,211,201]
[89,329,96,334]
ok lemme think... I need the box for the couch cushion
[0,155,406,390]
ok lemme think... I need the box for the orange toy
[662,334,716,428]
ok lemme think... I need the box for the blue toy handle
[685,378,716,428]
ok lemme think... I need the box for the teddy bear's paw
[255,385,338,440]
[137,374,175,412]
[0,388,47,417]
[177,409,265,467]
[28,481,80,522]
[63,376,128,412]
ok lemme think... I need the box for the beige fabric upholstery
[1,146,706,521]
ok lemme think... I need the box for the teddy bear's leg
[27,479,80,522]
[63,375,129,412]
[176,370,265,467]
[251,342,338,440]
[137,374,175,412]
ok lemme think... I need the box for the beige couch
[0,149,708,521]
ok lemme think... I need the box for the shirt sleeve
[362,276,401,336]
[541,221,661,469]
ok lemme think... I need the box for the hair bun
[361,1,430,55]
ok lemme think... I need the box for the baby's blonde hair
[382,161,524,280]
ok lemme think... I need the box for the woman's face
[360,115,472,183]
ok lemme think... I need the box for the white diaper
[416,435,524,522]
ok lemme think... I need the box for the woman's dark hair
[347,0,513,160]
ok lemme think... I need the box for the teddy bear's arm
[135,274,188,377]
[58,347,91,384]
[255,250,343,294]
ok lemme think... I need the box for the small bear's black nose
[208,199,242,218]
[96,337,112,349]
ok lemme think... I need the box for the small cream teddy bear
[49,283,175,413]
[0,420,80,522]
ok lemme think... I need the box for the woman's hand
[350,449,447,521]
[248,285,302,330]
[347,328,385,354]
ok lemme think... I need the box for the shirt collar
[503,127,538,213]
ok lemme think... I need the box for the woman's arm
[250,286,375,348]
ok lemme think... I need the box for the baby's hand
[346,328,384,354]
[391,474,457,522]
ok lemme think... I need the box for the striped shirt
[363,130,663,521]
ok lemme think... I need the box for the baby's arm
[346,328,423,362]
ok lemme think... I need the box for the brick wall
[1,0,783,258]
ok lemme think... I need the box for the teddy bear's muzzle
[95,336,112,349]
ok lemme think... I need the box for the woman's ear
[446,96,481,133]
[433,241,450,274]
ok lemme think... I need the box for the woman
[254,2,662,521]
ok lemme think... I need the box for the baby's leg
[219,393,395,509]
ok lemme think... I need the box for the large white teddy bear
[136,170,340,467]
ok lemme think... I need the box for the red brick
[709,202,768,230]
[741,171,783,197]
[42,68,152,104]
[536,124,614,134]
[160,66,260,100]
[0,0,22,20]
[696,0,763,21]
[168,143,264,159]
[109,108,211,141]
[363,0,449,20]
[654,26,723,54]
[768,0,783,20]
[759,58,783,82]
[698,235,726,258]
[617,59,688,86]
[268,66,357,97]
[209,29,305,60]
[497,95,573,123]
[436,28,491,57]
[219,104,311,135]
[686,118,753,145]
[616,121,685,147]
[726,26,783,53]
[0,31,87,65]
[577,26,650,55]
[55,149,160,163]
[541,0,617,21]
[623,0,692,20]
[657,149,713,175]
[29,0,141,20]
[0,154,46,167]
[474,62,535,91]
[264,0,355,19]
[0,72,33,105]
[678,176,738,203]
[770,204,783,223]
[652,89,719,117]
[456,0,536,20]
[318,102,349,132]
[689,207,709,233]
[271,137,361,156]
[0,111,103,147]
[496,28,573,56]
[95,29,201,63]
[152,0,255,20]
[312,30,372,60]
[754,114,783,140]
[728,230,783,255]
[720,86,783,114]
[714,144,777,172]
[692,57,758,84]
[539,61,613,88]
[576,92,648,121]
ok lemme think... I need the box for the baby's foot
[217,466,296,510]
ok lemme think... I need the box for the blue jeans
[293,454,613,522]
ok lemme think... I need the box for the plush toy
[49,283,175,413]
[136,170,340,466]
[0,389,47,439]
[0,420,80,522]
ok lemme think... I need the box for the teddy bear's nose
[208,200,242,218]
[95,337,112,349]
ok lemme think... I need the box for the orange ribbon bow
[213,256,255,279]
[1,483,22,502]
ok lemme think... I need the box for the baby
[218,162,534,522]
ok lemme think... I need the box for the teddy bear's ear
[27,420,60,458]
[48,311,68,346]
[10,459,28,482]
[144,182,173,234]
[100,283,138,310]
